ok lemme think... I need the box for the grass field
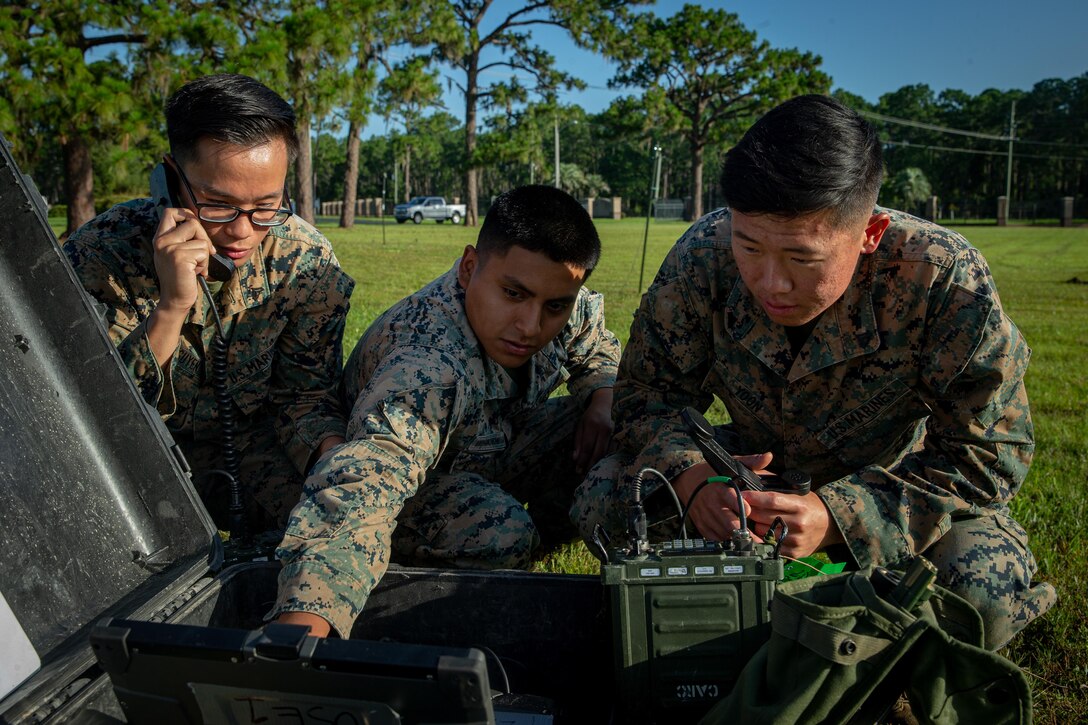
[960,226,1088,722]
[51,214,1088,720]
[320,216,1088,722]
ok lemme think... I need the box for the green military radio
[598,407,812,724]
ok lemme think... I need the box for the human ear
[458,245,478,287]
[862,213,891,254]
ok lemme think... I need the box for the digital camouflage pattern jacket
[616,207,1033,572]
[64,199,354,475]
[272,265,620,636]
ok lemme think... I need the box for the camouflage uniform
[64,199,354,530]
[571,207,1056,649]
[271,265,620,636]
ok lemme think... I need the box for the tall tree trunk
[691,140,704,221]
[339,120,361,228]
[296,117,315,224]
[464,57,479,227]
[404,146,412,202]
[63,134,95,237]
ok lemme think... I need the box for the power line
[1015,150,1088,161]
[885,140,1005,156]
[1014,136,1088,150]
[885,139,1088,162]
[859,110,1009,141]
[861,108,1088,151]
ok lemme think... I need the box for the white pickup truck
[393,196,466,224]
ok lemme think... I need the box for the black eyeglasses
[172,158,293,227]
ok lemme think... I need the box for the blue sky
[436,0,1088,122]
[80,1,1088,138]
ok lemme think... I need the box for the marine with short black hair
[64,74,354,532]
[272,185,620,637]
[571,94,1055,650]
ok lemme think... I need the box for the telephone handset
[150,161,247,543]
[150,163,234,282]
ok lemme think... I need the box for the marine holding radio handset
[150,157,254,542]
[147,142,305,544]
[679,407,815,544]
[64,74,353,550]
[147,156,239,369]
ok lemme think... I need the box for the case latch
[246,623,310,661]
[89,619,133,675]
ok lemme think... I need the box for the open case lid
[0,135,219,719]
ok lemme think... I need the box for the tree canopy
[4,2,1086,227]
[607,4,830,220]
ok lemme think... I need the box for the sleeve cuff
[116,320,176,416]
[284,418,348,475]
[817,478,912,568]
[267,558,373,639]
[568,369,618,402]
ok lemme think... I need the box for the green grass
[313,216,691,352]
[52,215,1088,719]
[325,218,1088,722]
[951,226,1088,722]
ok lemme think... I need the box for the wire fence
[653,199,685,221]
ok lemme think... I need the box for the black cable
[479,645,511,694]
[637,468,686,538]
[198,275,247,543]
[728,477,748,535]
[767,516,788,559]
[678,477,717,540]
[199,468,236,492]
[678,475,747,540]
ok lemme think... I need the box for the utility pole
[653,147,664,204]
[381,173,387,245]
[309,130,317,218]
[1005,100,1016,203]
[639,144,663,293]
[554,115,560,188]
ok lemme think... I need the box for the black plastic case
[0,137,611,724]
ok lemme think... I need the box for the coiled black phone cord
[198,275,248,544]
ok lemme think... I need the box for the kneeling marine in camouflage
[572,95,1056,651]
[271,185,620,638]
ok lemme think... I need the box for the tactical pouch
[700,566,1032,725]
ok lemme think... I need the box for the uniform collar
[726,254,880,381]
[188,232,273,326]
[479,344,564,403]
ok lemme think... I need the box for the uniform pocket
[988,510,1030,551]
[448,424,509,476]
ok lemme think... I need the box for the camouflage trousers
[390,395,585,570]
[571,452,1058,651]
[179,420,304,534]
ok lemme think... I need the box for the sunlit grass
[53,213,1087,720]
[328,217,1088,722]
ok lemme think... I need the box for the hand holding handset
[151,161,247,542]
[150,163,234,283]
[680,407,811,495]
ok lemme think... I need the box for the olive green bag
[701,561,1032,725]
